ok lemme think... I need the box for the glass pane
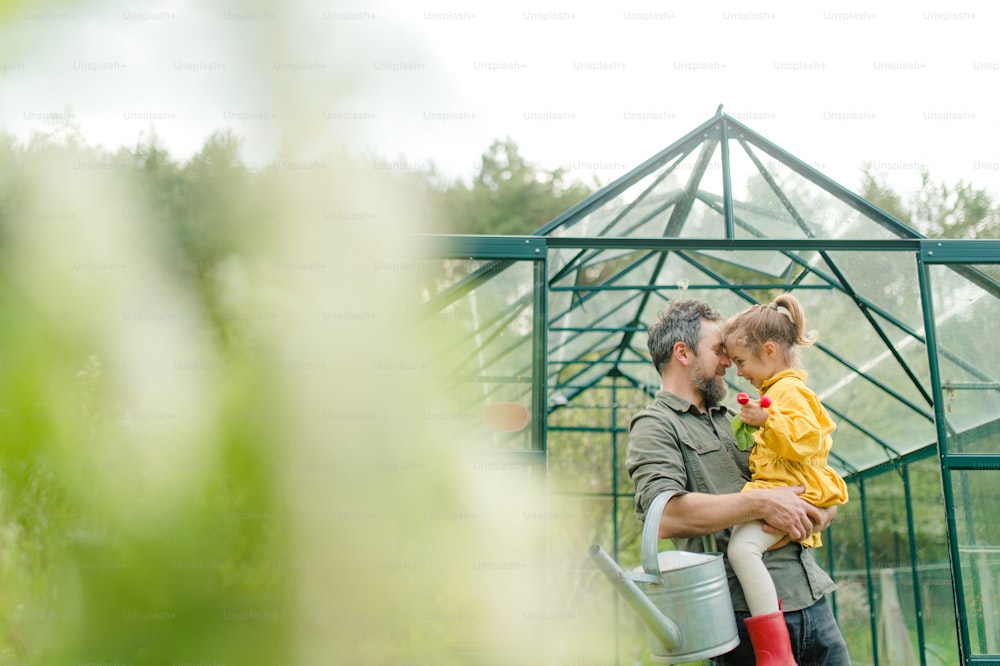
[547,415,612,495]
[674,197,726,239]
[617,347,659,394]
[828,479,873,664]
[828,469,954,663]
[864,473,923,663]
[693,246,808,277]
[729,142,804,240]
[549,153,689,238]
[746,149,899,241]
[546,380,634,493]
[951,470,1000,655]
[420,258,537,450]
[908,457,957,665]
[826,251,924,331]
[929,264,1000,453]
[419,258,500,300]
[551,144,732,239]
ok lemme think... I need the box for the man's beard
[691,365,727,408]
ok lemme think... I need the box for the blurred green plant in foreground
[0,0,555,658]
[0,121,297,661]
[0,108,564,664]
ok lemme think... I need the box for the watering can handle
[641,492,672,575]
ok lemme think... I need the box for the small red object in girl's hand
[732,393,773,451]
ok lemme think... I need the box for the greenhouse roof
[423,108,1000,480]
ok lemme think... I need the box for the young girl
[722,294,849,664]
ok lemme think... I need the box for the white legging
[728,520,785,617]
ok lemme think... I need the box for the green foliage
[912,170,1000,238]
[0,121,579,663]
[0,130,295,663]
[861,164,1000,238]
[432,138,596,235]
[730,416,756,451]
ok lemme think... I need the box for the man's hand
[760,487,838,549]
[751,485,812,541]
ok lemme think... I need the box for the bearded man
[625,299,850,665]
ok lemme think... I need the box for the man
[625,299,850,665]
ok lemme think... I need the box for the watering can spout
[588,544,683,650]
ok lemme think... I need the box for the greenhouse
[417,109,1000,666]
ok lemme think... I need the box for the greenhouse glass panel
[676,198,727,238]
[547,423,613,495]
[547,151,698,238]
[544,493,645,664]
[555,354,618,400]
[907,456,953,666]
[742,152,902,241]
[611,189,686,237]
[822,250,925,331]
[552,288,644,331]
[420,257,539,450]
[823,419,896,474]
[864,472,924,662]
[726,140,801,241]
[828,478,874,664]
[548,330,617,379]
[616,346,659,391]
[571,248,652,274]
[419,258,499,300]
[692,246,815,277]
[686,138,724,200]
[549,253,655,308]
[951,469,1000,657]
[825,313,936,455]
[928,263,1000,453]
[844,309,931,398]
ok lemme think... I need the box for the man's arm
[763,503,837,550]
[659,485,821,542]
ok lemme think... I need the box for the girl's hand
[739,398,770,428]
[731,393,772,450]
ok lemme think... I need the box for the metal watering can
[589,493,739,664]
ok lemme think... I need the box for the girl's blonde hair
[723,294,817,363]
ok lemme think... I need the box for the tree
[180,129,252,265]
[861,164,1000,239]
[435,138,595,235]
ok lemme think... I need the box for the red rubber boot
[744,610,796,665]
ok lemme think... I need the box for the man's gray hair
[647,299,724,374]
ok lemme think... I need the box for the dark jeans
[712,596,851,666]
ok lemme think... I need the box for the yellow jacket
[742,369,849,548]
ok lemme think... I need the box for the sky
[2,0,1000,200]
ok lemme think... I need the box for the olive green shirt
[625,390,837,613]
